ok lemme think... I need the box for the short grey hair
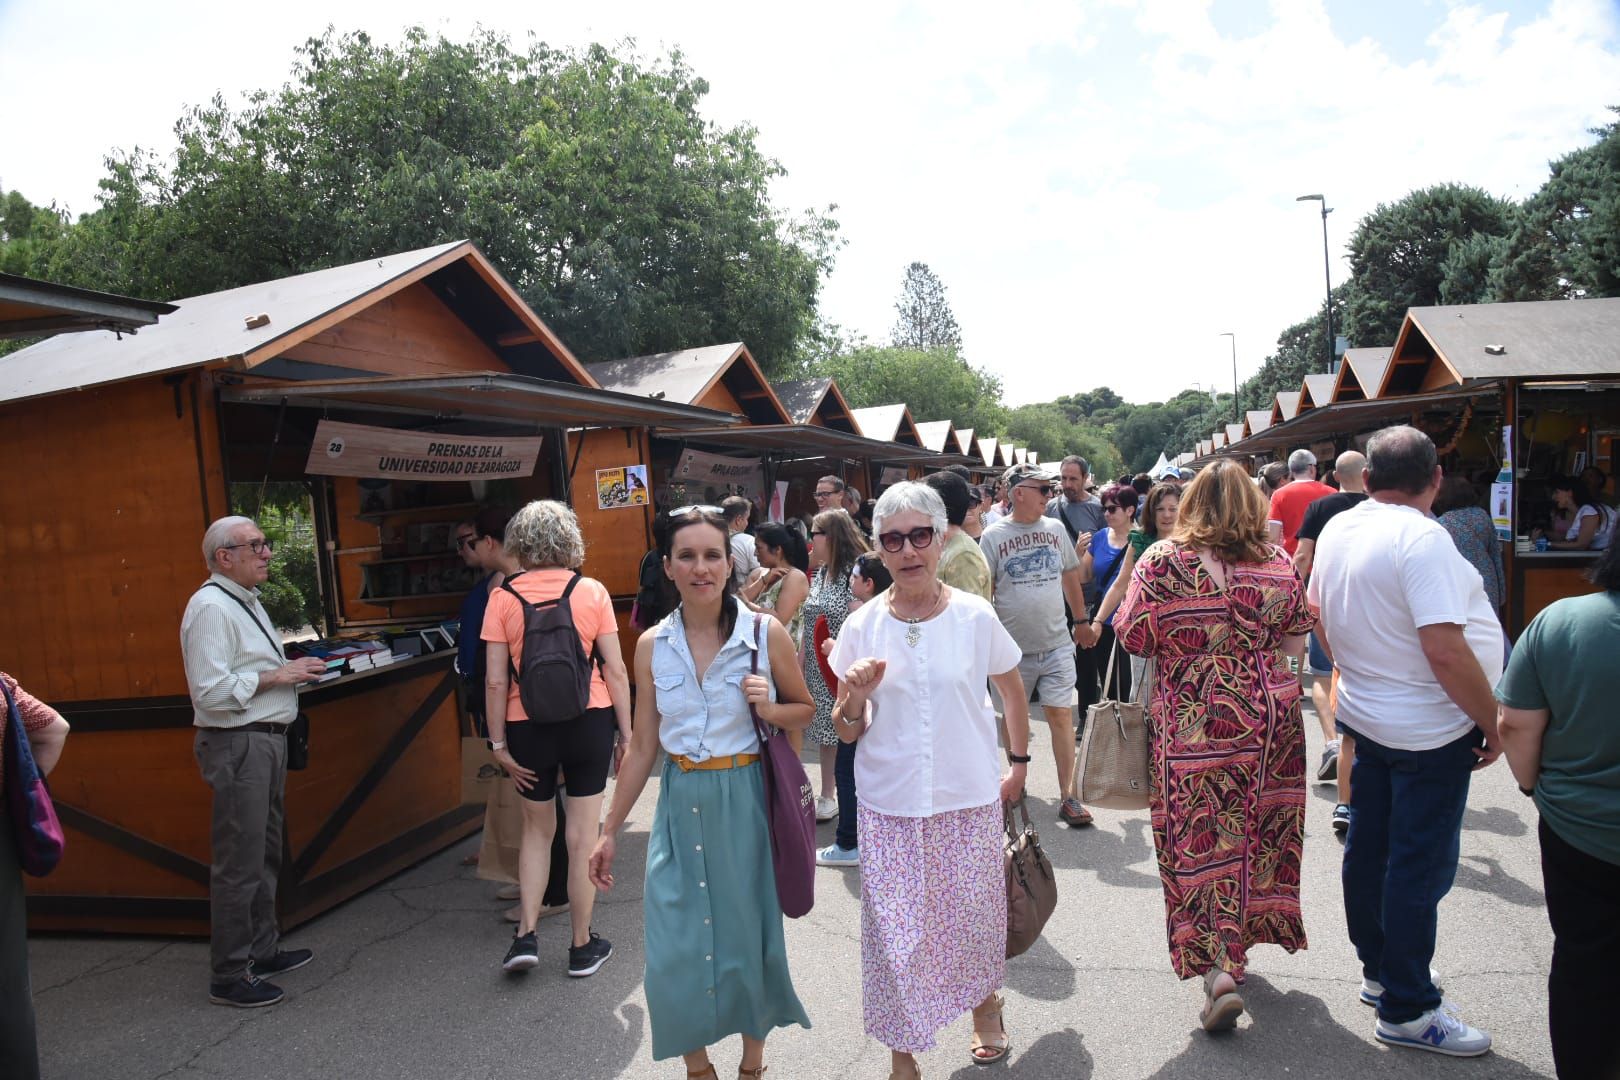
[872,481,947,538]
[504,500,585,570]
[1287,448,1317,476]
[203,515,257,570]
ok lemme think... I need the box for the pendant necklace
[893,585,944,648]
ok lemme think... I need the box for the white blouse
[829,590,1022,818]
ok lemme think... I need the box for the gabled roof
[1333,347,1393,403]
[1381,298,1620,397]
[849,403,922,446]
[771,376,860,432]
[1198,439,1213,457]
[0,273,175,339]
[1272,391,1303,425]
[1211,432,1228,449]
[1225,423,1246,446]
[586,342,789,426]
[978,437,999,468]
[913,420,963,455]
[1245,410,1273,437]
[0,240,592,406]
[1297,373,1337,412]
[954,428,982,465]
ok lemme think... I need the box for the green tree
[0,190,69,277]
[40,28,839,374]
[816,344,1006,435]
[1340,183,1518,346]
[889,262,962,350]
[1001,403,1122,479]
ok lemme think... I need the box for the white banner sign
[671,448,763,498]
[305,420,542,481]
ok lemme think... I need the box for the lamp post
[1296,193,1335,372]
[1219,332,1238,423]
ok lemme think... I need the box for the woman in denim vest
[590,507,814,1079]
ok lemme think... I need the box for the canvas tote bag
[1075,639,1152,811]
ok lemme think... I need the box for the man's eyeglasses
[1017,484,1054,498]
[454,534,480,551]
[877,527,936,553]
[813,490,839,501]
[221,539,274,555]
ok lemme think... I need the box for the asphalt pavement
[30,689,1556,1079]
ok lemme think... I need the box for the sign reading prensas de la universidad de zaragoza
[305,420,543,481]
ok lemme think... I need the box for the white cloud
[1,0,1617,421]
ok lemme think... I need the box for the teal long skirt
[645,759,811,1060]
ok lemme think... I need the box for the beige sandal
[888,1055,922,1080]
[1200,969,1245,1032]
[970,992,1011,1066]
[737,1067,767,1079]
[686,1066,717,1079]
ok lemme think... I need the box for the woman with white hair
[482,500,632,977]
[829,482,1033,1077]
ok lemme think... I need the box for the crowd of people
[3,427,1615,1080]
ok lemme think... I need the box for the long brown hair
[812,509,869,582]
[1170,460,1272,564]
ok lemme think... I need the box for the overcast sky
[2,0,1617,406]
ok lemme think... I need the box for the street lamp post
[1296,193,1335,372]
[1219,332,1238,423]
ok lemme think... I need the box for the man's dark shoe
[209,973,284,1008]
[503,931,540,972]
[1058,798,1094,828]
[567,932,613,977]
[250,948,313,978]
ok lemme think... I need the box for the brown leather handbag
[1004,797,1057,958]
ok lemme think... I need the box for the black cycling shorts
[504,706,615,801]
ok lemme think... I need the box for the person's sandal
[888,1055,922,1079]
[737,1067,768,1079]
[969,991,1011,1066]
[1200,968,1245,1032]
[687,1066,718,1079]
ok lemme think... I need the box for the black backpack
[500,572,597,724]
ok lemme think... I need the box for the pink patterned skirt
[858,800,1006,1053]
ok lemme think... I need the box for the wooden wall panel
[696,381,745,416]
[284,282,506,376]
[0,373,222,701]
[570,427,653,598]
[1520,564,1601,629]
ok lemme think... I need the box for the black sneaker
[1316,745,1339,783]
[503,931,540,972]
[567,932,613,978]
[1331,803,1351,836]
[208,973,284,1008]
[250,948,313,978]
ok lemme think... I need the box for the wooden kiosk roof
[850,403,923,447]
[1333,347,1392,402]
[0,240,592,406]
[584,342,792,426]
[1244,410,1273,438]
[772,376,860,432]
[1379,297,1620,397]
[914,420,964,456]
[1297,372,1338,413]
[0,273,175,339]
[1272,391,1303,425]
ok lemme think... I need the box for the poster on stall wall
[769,481,788,524]
[596,465,650,510]
[671,448,764,499]
[1493,424,1514,540]
[306,420,541,481]
[879,466,908,486]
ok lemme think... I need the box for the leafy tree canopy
[815,344,1005,437]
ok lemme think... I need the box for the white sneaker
[814,796,837,822]
[1375,1002,1492,1057]
[816,843,859,868]
[1360,966,1442,1007]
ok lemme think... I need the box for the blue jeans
[835,739,858,851]
[1306,631,1332,677]
[1341,723,1481,1023]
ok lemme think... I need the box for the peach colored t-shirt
[481,569,616,721]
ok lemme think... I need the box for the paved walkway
[31,696,1556,1078]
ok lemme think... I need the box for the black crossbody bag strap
[205,582,285,660]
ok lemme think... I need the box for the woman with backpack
[481,500,631,977]
[589,506,815,1079]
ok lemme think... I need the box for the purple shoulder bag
[748,616,816,918]
[3,677,66,876]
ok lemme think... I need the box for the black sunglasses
[1017,484,1054,497]
[877,527,936,553]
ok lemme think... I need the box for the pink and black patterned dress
[1115,541,1315,979]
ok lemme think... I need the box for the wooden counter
[1510,551,1603,636]
[28,651,478,936]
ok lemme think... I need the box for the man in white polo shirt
[1309,426,1503,1058]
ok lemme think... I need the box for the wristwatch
[1006,751,1032,765]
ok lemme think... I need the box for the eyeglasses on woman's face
[1102,504,1122,513]
[877,526,936,553]
[454,533,481,551]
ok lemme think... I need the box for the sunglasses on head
[877,526,936,553]
[668,504,723,518]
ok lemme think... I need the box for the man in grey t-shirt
[982,463,1091,829]
[1045,454,1106,603]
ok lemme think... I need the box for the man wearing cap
[981,463,1092,829]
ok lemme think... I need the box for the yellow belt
[671,753,760,772]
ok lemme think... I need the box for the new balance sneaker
[1316,742,1340,783]
[1360,967,1443,1007]
[208,973,284,1008]
[816,843,860,868]
[1375,1003,1492,1057]
[249,948,313,978]
[503,931,540,972]
[1331,804,1351,836]
[814,796,838,822]
[568,932,613,978]
[1058,799,1094,828]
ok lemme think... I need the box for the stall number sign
[306,420,542,481]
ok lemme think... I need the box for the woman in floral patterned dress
[1115,459,1315,1033]
[799,509,867,822]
